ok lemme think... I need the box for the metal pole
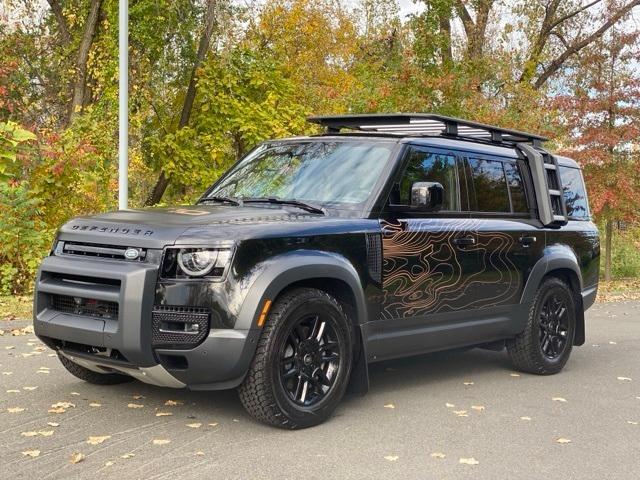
[118,0,129,210]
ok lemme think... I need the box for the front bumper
[34,255,258,390]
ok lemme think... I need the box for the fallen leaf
[132,395,145,400]
[23,386,38,391]
[21,431,54,437]
[70,452,85,464]
[2,371,13,375]
[155,412,173,417]
[384,455,399,462]
[384,403,395,409]
[459,458,479,465]
[51,402,75,409]
[70,392,80,396]
[609,341,617,345]
[617,377,632,382]
[21,432,38,437]
[195,451,205,456]
[7,389,20,393]
[186,423,202,428]
[22,450,40,458]
[556,438,572,444]
[87,435,111,445]
[445,403,455,408]
[453,410,468,415]
[105,461,115,467]
[5,346,14,350]
[127,403,144,409]
[37,370,50,374]
[121,453,135,459]
[8,407,25,413]
[471,405,485,411]
[520,416,532,421]
[153,439,171,445]
[430,452,446,459]
[89,402,102,407]
[627,421,638,425]
[47,422,60,427]
[164,400,184,406]
[552,397,567,403]
[208,423,219,427]
[510,373,520,377]
[463,382,474,386]
[48,407,66,414]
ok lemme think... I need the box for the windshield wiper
[243,197,327,215]
[198,196,243,206]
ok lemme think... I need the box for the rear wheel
[238,288,353,429]
[507,277,576,375]
[58,354,134,385]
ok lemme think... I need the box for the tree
[555,20,640,280]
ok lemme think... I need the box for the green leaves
[0,122,36,181]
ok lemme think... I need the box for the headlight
[162,248,233,279]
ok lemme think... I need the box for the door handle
[452,236,476,247]
[519,236,537,247]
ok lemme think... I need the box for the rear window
[468,158,510,212]
[559,166,589,219]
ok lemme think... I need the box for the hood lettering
[72,225,154,236]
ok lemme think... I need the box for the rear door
[465,154,544,308]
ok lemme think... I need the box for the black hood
[57,205,335,248]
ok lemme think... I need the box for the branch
[534,0,640,89]
[547,0,602,32]
[46,0,71,44]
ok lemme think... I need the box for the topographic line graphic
[380,219,521,319]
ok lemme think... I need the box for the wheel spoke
[315,321,326,342]
[316,368,332,387]
[541,332,551,354]
[309,315,321,340]
[299,380,309,403]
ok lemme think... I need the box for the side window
[468,158,510,212]
[397,148,461,211]
[559,166,589,218]
[503,162,528,212]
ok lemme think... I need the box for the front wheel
[238,288,353,429]
[507,277,576,375]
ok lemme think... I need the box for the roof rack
[308,113,548,147]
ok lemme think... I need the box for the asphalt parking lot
[1,301,639,480]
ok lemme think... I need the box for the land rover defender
[33,114,600,428]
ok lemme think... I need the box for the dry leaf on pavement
[552,397,567,402]
[471,405,485,411]
[164,400,184,406]
[127,403,144,409]
[384,455,399,462]
[153,439,171,445]
[70,452,85,464]
[459,458,479,465]
[87,435,111,445]
[556,438,572,444]
[22,450,40,458]
[8,407,25,413]
[155,412,173,417]
[430,452,446,459]
[384,403,395,409]
[617,377,632,381]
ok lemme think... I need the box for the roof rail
[308,113,548,147]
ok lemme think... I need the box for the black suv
[33,114,599,428]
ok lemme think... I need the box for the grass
[0,295,33,321]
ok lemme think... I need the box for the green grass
[0,295,33,321]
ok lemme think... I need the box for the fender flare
[235,250,368,331]
[520,248,583,306]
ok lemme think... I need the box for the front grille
[50,294,119,319]
[57,241,146,261]
[365,233,382,283]
[152,306,210,347]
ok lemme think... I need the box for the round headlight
[177,249,218,277]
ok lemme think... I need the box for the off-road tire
[507,277,576,375]
[238,288,353,429]
[58,354,134,385]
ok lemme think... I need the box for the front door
[380,145,481,321]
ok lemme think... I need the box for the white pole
[118,0,129,210]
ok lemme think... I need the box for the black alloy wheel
[238,288,353,429]
[279,313,341,407]
[507,277,576,375]
[539,293,570,360]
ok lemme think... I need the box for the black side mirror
[411,182,444,211]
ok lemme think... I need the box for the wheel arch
[521,250,585,346]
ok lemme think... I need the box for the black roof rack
[308,113,548,146]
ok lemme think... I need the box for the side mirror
[411,182,444,211]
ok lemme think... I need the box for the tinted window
[559,166,589,218]
[398,148,460,211]
[468,158,510,212]
[503,162,528,212]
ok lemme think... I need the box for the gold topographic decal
[381,219,521,319]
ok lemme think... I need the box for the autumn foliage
[1,0,640,292]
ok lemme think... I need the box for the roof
[308,113,548,146]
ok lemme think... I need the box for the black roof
[308,113,548,146]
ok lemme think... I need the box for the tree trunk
[604,219,613,281]
[66,0,103,126]
[146,0,218,206]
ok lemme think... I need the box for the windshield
[205,141,394,207]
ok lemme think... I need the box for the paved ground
[1,302,639,480]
